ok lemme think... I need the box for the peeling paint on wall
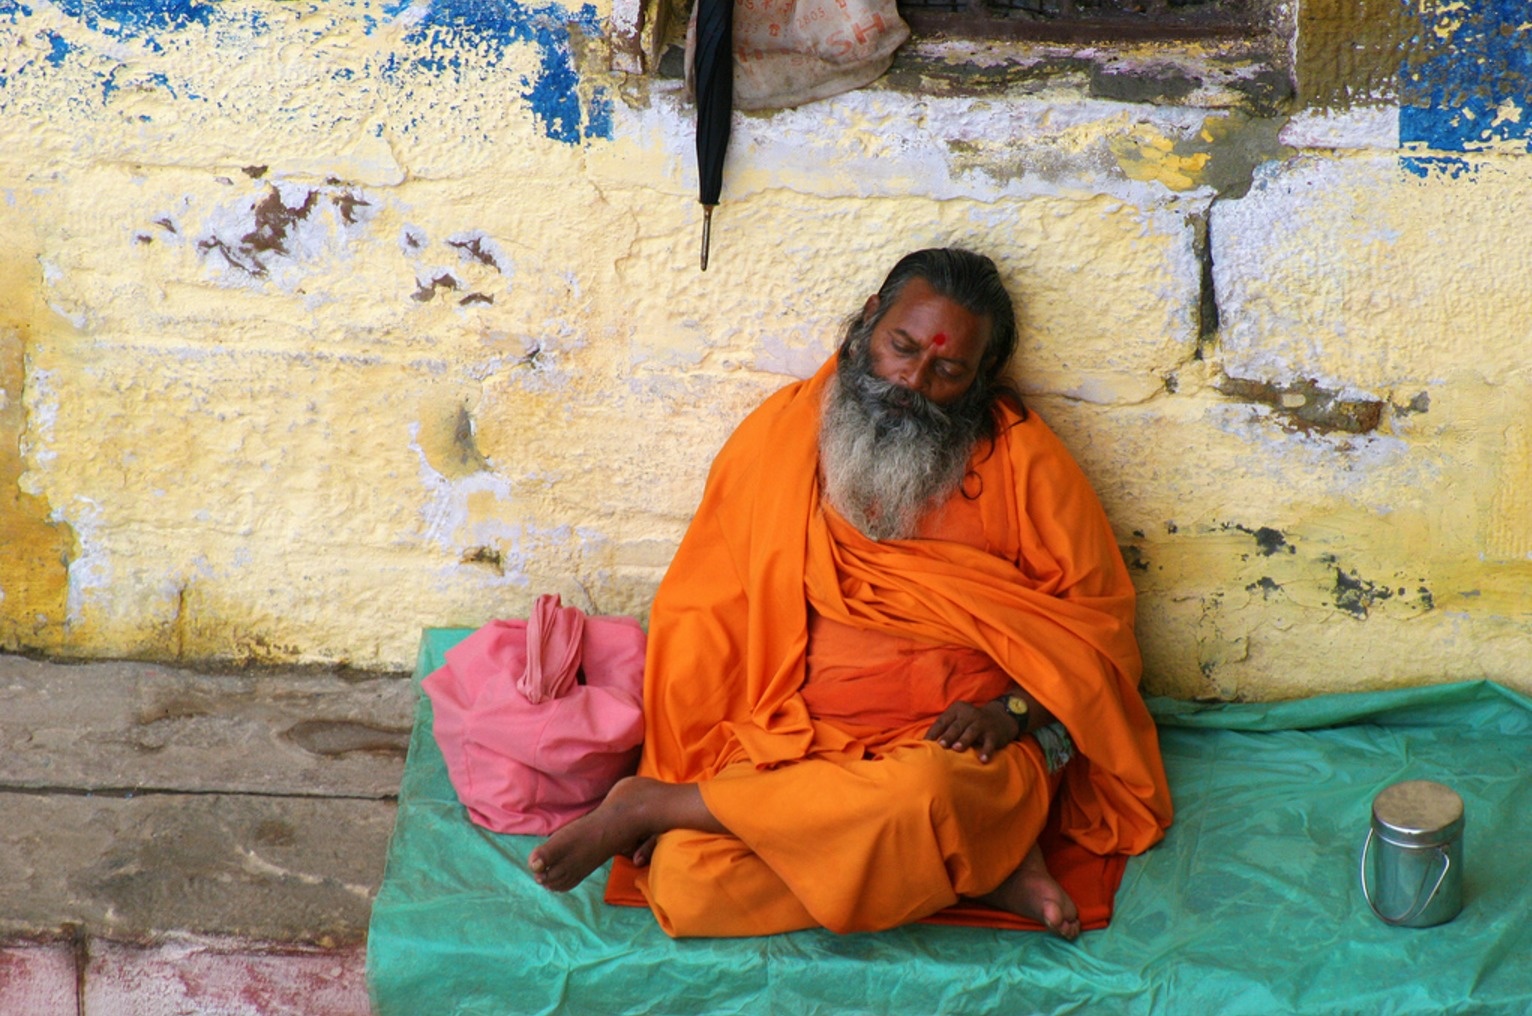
[51,0,215,35]
[1400,0,1532,156]
[381,0,614,144]
[0,0,613,147]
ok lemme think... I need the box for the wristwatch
[996,693,1030,730]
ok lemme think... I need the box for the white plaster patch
[17,367,60,482]
[1280,107,1402,150]
[57,496,112,627]
[1212,153,1532,390]
[408,422,525,584]
[471,343,574,395]
[1206,402,1411,484]
[393,1,434,31]
[752,326,837,380]
[39,258,88,331]
[631,91,1204,206]
[446,231,511,276]
[193,180,377,295]
[1059,375,1155,406]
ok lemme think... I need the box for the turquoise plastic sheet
[368,629,1532,1015]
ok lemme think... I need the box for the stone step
[0,656,413,798]
[0,653,418,1014]
[0,790,396,945]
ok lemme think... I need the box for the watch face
[1004,695,1029,718]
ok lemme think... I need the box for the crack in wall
[1191,207,1219,359]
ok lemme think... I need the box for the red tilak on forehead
[932,332,947,347]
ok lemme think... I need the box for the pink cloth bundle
[422,594,646,835]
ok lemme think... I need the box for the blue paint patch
[1400,155,1477,180]
[1399,0,1532,154]
[51,0,214,35]
[389,0,612,146]
[44,30,71,66]
[584,85,612,141]
[147,71,178,97]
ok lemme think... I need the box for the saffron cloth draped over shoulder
[640,355,1172,858]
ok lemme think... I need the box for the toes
[536,864,570,892]
[1046,902,1081,941]
[528,848,572,890]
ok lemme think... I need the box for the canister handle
[1360,826,1452,926]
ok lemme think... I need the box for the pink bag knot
[518,593,586,704]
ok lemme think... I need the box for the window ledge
[609,0,1293,114]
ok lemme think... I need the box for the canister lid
[1372,780,1464,846]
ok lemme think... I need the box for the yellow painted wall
[1,1,1527,699]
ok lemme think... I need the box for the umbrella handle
[700,204,714,271]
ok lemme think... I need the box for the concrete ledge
[0,791,396,945]
[0,655,412,798]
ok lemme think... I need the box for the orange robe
[629,356,1172,936]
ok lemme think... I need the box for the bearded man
[529,248,1173,939]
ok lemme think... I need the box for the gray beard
[818,344,985,541]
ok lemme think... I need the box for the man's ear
[861,294,880,323]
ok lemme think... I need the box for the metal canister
[1360,780,1464,928]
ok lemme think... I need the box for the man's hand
[926,700,1022,763]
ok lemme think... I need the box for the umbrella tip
[700,204,714,272]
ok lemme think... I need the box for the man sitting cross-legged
[530,248,1173,939]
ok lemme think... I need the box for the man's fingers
[926,704,1002,754]
[927,708,969,746]
[927,702,1018,761]
[951,718,991,752]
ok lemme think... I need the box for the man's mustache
[858,373,949,429]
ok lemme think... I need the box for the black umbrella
[693,0,733,271]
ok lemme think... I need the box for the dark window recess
[898,0,1257,40]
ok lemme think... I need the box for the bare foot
[528,777,717,891]
[976,844,1081,940]
[528,778,656,891]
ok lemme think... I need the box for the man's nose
[895,360,931,394]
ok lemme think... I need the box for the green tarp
[368,629,1532,1015]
